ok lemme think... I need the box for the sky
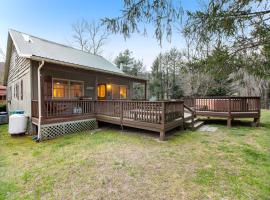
[0,0,200,69]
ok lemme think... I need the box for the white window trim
[52,78,84,99]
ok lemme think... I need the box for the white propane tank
[9,114,28,135]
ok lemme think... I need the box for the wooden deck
[183,96,261,127]
[32,100,185,140]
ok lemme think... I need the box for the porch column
[144,81,147,100]
[95,75,98,100]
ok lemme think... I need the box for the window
[15,83,19,99]
[97,84,106,98]
[120,86,127,99]
[70,81,83,98]
[53,79,69,98]
[21,80,23,100]
[52,79,84,99]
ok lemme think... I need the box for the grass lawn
[0,111,270,200]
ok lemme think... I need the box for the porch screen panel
[112,85,120,99]
[44,76,52,100]
[53,79,69,98]
[120,86,127,99]
[70,81,83,98]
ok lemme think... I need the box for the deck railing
[31,100,184,125]
[183,96,261,113]
[44,100,95,118]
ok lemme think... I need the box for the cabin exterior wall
[31,62,138,101]
[6,45,31,115]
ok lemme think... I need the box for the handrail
[183,96,261,113]
[184,104,195,129]
[184,96,260,99]
[32,99,185,126]
[46,99,184,103]
[184,104,195,114]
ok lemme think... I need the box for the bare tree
[72,20,88,51]
[71,19,109,55]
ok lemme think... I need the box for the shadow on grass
[98,121,188,141]
[98,121,160,139]
[260,122,270,129]
[202,118,254,128]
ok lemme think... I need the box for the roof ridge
[8,29,105,59]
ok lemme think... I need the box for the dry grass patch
[0,110,270,199]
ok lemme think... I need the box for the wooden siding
[7,45,31,115]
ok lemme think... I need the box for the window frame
[15,83,19,99]
[52,78,84,99]
[21,80,23,100]
[111,84,119,99]
[70,80,84,99]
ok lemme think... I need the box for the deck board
[196,111,259,118]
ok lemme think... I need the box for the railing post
[94,101,97,116]
[181,102,185,130]
[255,97,261,127]
[160,102,166,141]
[120,101,123,129]
[191,110,195,130]
[227,97,232,128]
[258,97,261,116]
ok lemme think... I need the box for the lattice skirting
[40,119,97,141]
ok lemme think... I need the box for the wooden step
[185,117,199,124]
[184,119,204,130]
[184,112,192,119]
[194,121,204,129]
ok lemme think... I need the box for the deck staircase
[184,105,204,130]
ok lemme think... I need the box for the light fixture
[107,84,112,90]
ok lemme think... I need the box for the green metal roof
[9,29,125,75]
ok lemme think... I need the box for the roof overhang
[30,55,148,82]
[4,30,148,85]
[3,34,10,85]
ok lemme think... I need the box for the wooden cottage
[3,30,185,141]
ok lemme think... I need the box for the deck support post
[253,118,260,127]
[160,130,165,141]
[227,117,232,128]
